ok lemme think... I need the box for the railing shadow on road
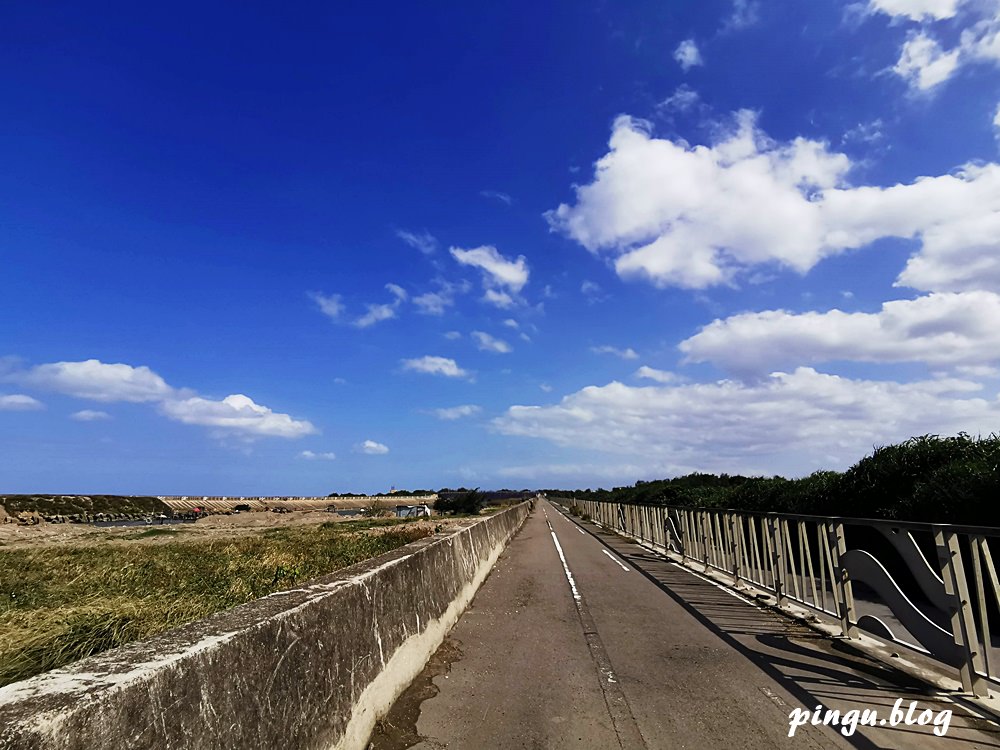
[578,525,1000,749]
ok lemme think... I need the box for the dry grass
[0,518,431,687]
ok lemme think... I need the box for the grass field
[0,518,432,687]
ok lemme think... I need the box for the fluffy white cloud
[635,366,682,384]
[70,409,110,421]
[300,450,336,460]
[681,291,1000,373]
[310,292,345,320]
[869,0,962,21]
[161,394,317,438]
[674,39,703,70]
[450,245,529,293]
[494,369,1000,475]
[401,355,469,378]
[433,404,482,420]
[871,2,1000,90]
[894,33,961,89]
[472,331,512,354]
[0,394,43,411]
[591,345,639,360]
[547,112,1000,292]
[19,360,175,403]
[360,439,389,455]
[680,292,1000,373]
[396,229,438,255]
[6,357,315,440]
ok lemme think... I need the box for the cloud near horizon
[6,359,315,439]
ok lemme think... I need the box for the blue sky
[5,0,1000,494]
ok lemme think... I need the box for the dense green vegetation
[549,434,1000,527]
[0,519,430,687]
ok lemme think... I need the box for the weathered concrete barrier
[0,503,532,750]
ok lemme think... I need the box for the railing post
[767,515,786,605]
[935,529,987,697]
[825,520,858,638]
[728,513,741,585]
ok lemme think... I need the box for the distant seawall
[0,502,532,750]
[157,495,438,512]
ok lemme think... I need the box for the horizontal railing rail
[567,499,1000,699]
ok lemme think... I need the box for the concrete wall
[0,503,532,750]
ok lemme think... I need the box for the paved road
[370,500,1000,749]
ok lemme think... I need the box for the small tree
[434,489,486,515]
[362,499,392,518]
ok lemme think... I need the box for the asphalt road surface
[370,500,1000,749]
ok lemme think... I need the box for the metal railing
[569,499,1000,698]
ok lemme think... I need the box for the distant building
[395,504,431,518]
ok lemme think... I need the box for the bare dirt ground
[0,511,458,549]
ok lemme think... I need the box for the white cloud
[19,360,175,403]
[360,439,389,455]
[870,2,1000,91]
[674,39,704,71]
[472,331,512,354]
[722,0,761,31]
[301,450,336,460]
[433,404,482,420]
[309,292,345,320]
[413,291,450,315]
[161,394,317,438]
[412,279,467,316]
[480,190,513,205]
[483,289,515,309]
[396,229,438,255]
[591,345,639,360]
[893,32,961,90]
[657,85,702,114]
[353,283,411,327]
[635,366,682,384]
[7,357,315,440]
[70,409,110,421]
[494,368,1000,475]
[386,283,408,302]
[842,119,885,145]
[0,394,43,411]
[869,0,962,21]
[354,303,398,328]
[401,355,470,378]
[547,112,1000,292]
[450,245,529,293]
[681,292,1000,373]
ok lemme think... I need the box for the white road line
[601,549,630,572]
[545,517,582,601]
